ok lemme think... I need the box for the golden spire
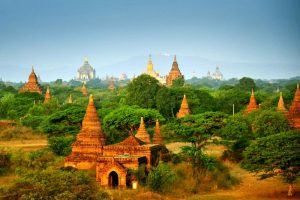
[176,94,191,118]
[174,54,177,62]
[135,117,150,143]
[68,94,73,104]
[152,119,163,144]
[277,92,286,112]
[32,65,34,72]
[44,86,51,103]
[147,54,154,72]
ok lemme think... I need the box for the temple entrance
[108,171,119,188]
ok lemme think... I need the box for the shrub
[146,163,176,193]
[48,136,75,156]
[0,126,40,140]
[221,137,250,162]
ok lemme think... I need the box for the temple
[152,119,163,144]
[44,86,52,103]
[166,55,184,86]
[65,95,165,188]
[245,89,258,113]
[76,57,96,82]
[144,55,166,84]
[19,67,42,94]
[176,94,191,118]
[82,83,88,96]
[68,94,73,104]
[286,84,300,130]
[277,92,287,112]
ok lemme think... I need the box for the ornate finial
[149,54,152,62]
[47,86,50,92]
[280,92,282,97]
[156,119,159,126]
[89,94,93,102]
[251,88,254,95]
[140,117,144,124]
[84,56,88,62]
[32,65,34,72]
[297,83,299,90]
[174,55,177,62]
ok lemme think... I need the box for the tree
[237,77,256,91]
[252,110,290,138]
[156,87,176,118]
[171,77,185,87]
[103,106,164,143]
[48,136,75,156]
[242,131,300,196]
[125,74,162,108]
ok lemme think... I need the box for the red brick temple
[166,55,184,86]
[19,67,42,94]
[277,92,287,112]
[65,95,165,188]
[286,84,300,130]
[245,89,258,113]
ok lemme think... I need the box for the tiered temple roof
[135,117,151,144]
[44,86,52,103]
[176,94,191,118]
[82,83,88,96]
[19,67,42,94]
[152,119,163,144]
[66,95,106,162]
[245,89,258,113]
[277,92,287,112]
[166,55,184,86]
[286,84,300,129]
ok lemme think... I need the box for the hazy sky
[0,0,300,81]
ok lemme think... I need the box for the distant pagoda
[176,94,191,118]
[44,86,52,103]
[76,57,96,82]
[65,95,106,168]
[19,67,42,94]
[82,83,88,96]
[286,84,300,130]
[135,117,151,144]
[166,55,184,86]
[152,119,163,144]
[144,55,166,84]
[277,92,287,112]
[245,89,258,113]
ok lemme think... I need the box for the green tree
[125,74,162,108]
[48,136,75,156]
[156,87,176,118]
[237,77,256,91]
[242,131,300,196]
[252,110,290,137]
[171,77,185,87]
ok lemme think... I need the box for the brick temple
[285,84,300,130]
[19,67,42,94]
[245,89,258,113]
[166,55,184,86]
[65,95,165,188]
[176,94,191,118]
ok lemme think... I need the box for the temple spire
[176,94,191,118]
[135,117,150,143]
[44,86,51,103]
[245,89,258,113]
[152,119,163,144]
[68,94,73,104]
[174,54,177,62]
[19,67,42,94]
[277,92,286,112]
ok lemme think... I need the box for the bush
[0,149,11,176]
[146,163,176,193]
[221,114,252,140]
[221,137,250,162]
[48,136,75,156]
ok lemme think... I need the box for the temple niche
[166,55,184,86]
[286,84,300,130]
[245,89,258,113]
[19,67,42,94]
[176,94,191,118]
[65,95,165,188]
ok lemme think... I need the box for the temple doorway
[108,171,119,188]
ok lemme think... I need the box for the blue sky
[0,0,299,81]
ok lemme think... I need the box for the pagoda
[245,89,258,113]
[286,84,300,130]
[166,55,184,86]
[176,94,191,118]
[135,117,151,144]
[68,94,73,104]
[76,57,96,82]
[65,95,106,169]
[144,55,165,84]
[82,83,88,96]
[277,92,287,112]
[44,86,52,103]
[19,67,42,94]
[152,119,163,144]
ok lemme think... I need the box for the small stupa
[135,117,151,144]
[245,89,258,113]
[176,94,191,118]
[82,83,88,96]
[152,119,163,144]
[44,86,52,103]
[68,94,73,104]
[277,92,287,112]
[19,66,42,94]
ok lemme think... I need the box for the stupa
[176,94,191,118]
[286,84,300,130]
[166,55,184,86]
[277,92,287,112]
[135,117,151,144]
[82,83,88,96]
[44,86,52,103]
[65,95,106,169]
[152,119,163,144]
[144,55,166,84]
[245,89,258,113]
[68,94,73,104]
[19,67,42,94]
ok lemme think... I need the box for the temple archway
[108,171,119,188]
